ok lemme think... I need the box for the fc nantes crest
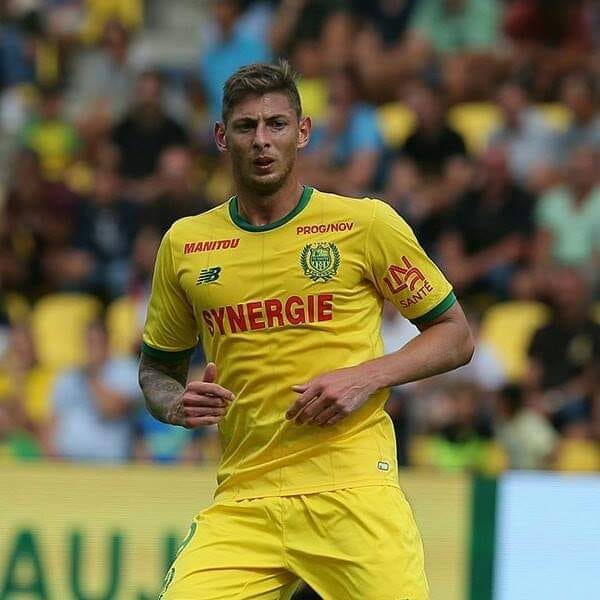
[300,242,340,282]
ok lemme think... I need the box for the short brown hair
[221,60,302,123]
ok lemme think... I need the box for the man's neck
[236,178,304,227]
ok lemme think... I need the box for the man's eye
[272,121,286,129]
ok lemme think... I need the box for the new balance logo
[196,267,221,285]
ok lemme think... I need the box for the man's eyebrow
[232,113,290,124]
[232,116,257,125]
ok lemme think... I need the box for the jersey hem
[140,341,196,362]
[410,290,457,326]
[214,478,401,502]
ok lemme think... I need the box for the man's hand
[286,366,379,426]
[166,363,234,429]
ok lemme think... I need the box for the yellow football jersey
[142,186,455,500]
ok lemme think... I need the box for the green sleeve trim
[410,291,457,326]
[141,341,195,362]
[228,186,313,232]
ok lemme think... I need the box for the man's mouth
[253,157,275,169]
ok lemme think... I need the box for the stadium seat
[479,301,551,382]
[376,102,416,149]
[107,296,140,356]
[537,103,572,132]
[553,439,600,472]
[297,78,328,125]
[447,102,500,154]
[30,293,102,369]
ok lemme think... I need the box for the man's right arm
[138,353,190,424]
[138,354,234,428]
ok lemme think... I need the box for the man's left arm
[287,198,474,426]
[287,302,473,426]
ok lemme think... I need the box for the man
[139,61,474,600]
[47,320,140,462]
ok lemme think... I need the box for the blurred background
[0,1,598,599]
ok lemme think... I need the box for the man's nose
[252,122,270,149]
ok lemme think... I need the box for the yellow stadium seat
[376,102,416,148]
[31,293,102,369]
[479,301,550,382]
[107,296,140,357]
[553,439,600,472]
[448,102,501,154]
[297,78,328,125]
[537,103,572,132]
[81,0,143,44]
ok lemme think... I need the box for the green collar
[228,186,313,232]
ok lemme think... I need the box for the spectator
[526,268,600,436]
[200,0,271,122]
[300,68,383,194]
[0,149,78,297]
[0,323,56,460]
[64,167,139,300]
[534,146,600,273]
[65,21,136,124]
[408,0,500,55]
[413,381,492,472]
[439,147,535,299]
[143,146,211,236]
[488,80,556,183]
[19,84,80,181]
[0,8,37,89]
[503,0,592,52]
[400,81,467,177]
[555,73,600,165]
[133,409,204,464]
[495,384,557,470]
[43,320,141,462]
[270,0,350,72]
[352,0,428,101]
[112,71,188,188]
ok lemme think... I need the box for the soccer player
[139,61,474,600]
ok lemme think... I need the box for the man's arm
[138,355,234,428]
[287,302,474,426]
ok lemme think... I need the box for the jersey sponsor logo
[196,266,221,285]
[300,242,340,282]
[183,238,239,254]
[383,257,435,309]
[377,461,390,471]
[296,222,354,235]
[201,294,333,336]
[383,256,426,293]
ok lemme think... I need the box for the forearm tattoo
[138,354,191,423]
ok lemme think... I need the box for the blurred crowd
[0,0,598,472]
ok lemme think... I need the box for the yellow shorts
[160,485,429,600]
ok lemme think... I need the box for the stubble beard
[235,156,296,196]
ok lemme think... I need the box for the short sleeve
[365,200,456,325]
[142,229,199,361]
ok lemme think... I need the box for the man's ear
[214,121,228,153]
[297,116,311,150]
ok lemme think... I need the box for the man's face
[215,92,310,194]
